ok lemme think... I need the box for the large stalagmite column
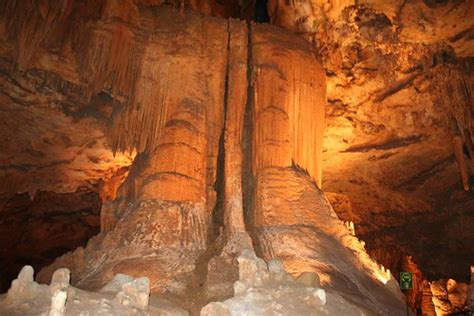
[36,7,230,294]
[248,22,330,275]
[247,23,407,313]
[2,2,405,313]
[250,24,326,187]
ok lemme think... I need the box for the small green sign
[400,272,413,289]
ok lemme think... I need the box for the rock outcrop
[0,265,188,315]
[429,278,470,315]
[264,0,474,284]
[1,0,472,314]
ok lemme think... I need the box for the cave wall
[265,0,474,284]
[0,189,100,292]
[0,1,414,314]
[23,5,328,295]
[0,0,472,313]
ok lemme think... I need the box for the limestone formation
[430,279,470,315]
[265,0,474,285]
[6,266,44,302]
[100,274,135,294]
[0,0,472,315]
[32,5,231,294]
[201,250,400,315]
[7,2,328,300]
[0,267,187,315]
[201,251,330,316]
[49,290,67,316]
[421,280,436,316]
[116,277,150,311]
[49,268,70,295]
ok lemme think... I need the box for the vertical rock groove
[222,19,249,236]
[210,20,231,237]
[241,21,257,246]
[183,18,234,312]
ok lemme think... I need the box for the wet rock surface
[266,0,474,285]
[0,0,473,314]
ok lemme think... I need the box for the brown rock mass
[0,0,473,314]
[266,0,474,285]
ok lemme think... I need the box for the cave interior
[0,0,473,315]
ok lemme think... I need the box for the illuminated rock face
[27,6,330,298]
[0,0,412,313]
[29,7,231,294]
[6,0,474,314]
[266,0,474,287]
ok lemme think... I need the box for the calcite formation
[0,252,404,315]
[0,265,188,315]
[264,0,474,289]
[429,278,470,315]
[0,1,329,299]
[201,251,328,315]
[1,0,473,315]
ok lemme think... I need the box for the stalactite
[110,48,173,154]
[452,134,470,191]
[2,0,74,70]
[435,61,474,189]
[74,21,143,102]
[1,0,143,106]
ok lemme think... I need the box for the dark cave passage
[0,189,101,293]
[254,0,270,23]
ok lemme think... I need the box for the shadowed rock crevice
[254,0,270,23]
[0,189,101,293]
[241,20,259,255]
[211,20,231,238]
[344,135,425,153]
[182,20,233,315]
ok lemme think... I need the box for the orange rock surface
[1,0,472,314]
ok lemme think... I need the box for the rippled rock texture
[1,0,472,314]
[266,0,474,287]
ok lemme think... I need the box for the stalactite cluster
[1,0,143,103]
[1,0,472,314]
[435,59,474,190]
[0,3,339,311]
[1,0,74,70]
